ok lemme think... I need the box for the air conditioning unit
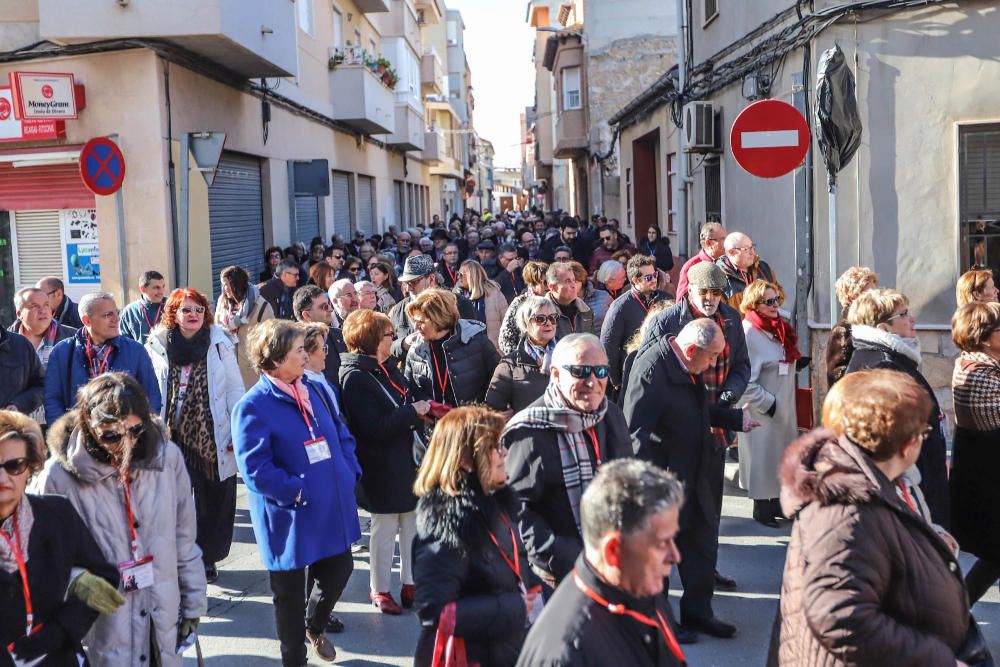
[683,101,716,152]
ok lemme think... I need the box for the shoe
[204,564,218,584]
[324,614,344,633]
[770,497,787,521]
[753,499,780,528]
[726,447,740,462]
[400,584,416,609]
[305,628,337,662]
[370,591,402,615]
[713,570,737,591]
[673,624,699,645]
[683,616,737,639]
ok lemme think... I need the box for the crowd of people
[0,207,995,666]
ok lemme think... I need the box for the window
[354,29,362,47]
[666,153,676,232]
[332,6,344,48]
[447,20,458,46]
[298,0,315,36]
[704,0,719,25]
[960,124,1000,271]
[625,167,633,229]
[561,66,581,111]
[704,157,722,222]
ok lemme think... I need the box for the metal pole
[675,0,690,255]
[110,134,129,305]
[829,183,838,325]
[177,133,190,288]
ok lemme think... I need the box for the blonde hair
[821,369,931,461]
[624,299,674,355]
[956,269,995,307]
[846,288,908,327]
[406,288,460,332]
[951,301,1000,352]
[522,261,549,289]
[413,406,507,497]
[835,266,878,310]
[739,279,785,316]
[459,260,499,301]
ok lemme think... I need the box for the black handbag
[957,614,995,667]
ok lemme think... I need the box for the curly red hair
[162,287,211,331]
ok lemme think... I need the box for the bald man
[715,232,776,311]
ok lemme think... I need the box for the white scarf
[850,324,922,365]
[0,497,33,573]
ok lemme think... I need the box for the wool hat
[399,254,436,282]
[687,262,727,290]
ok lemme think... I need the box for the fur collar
[416,477,520,552]
[850,324,922,365]
[46,411,171,484]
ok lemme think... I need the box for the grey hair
[723,231,750,252]
[355,280,375,292]
[594,260,624,285]
[676,318,720,350]
[551,333,603,368]
[79,292,116,318]
[581,459,684,551]
[698,221,724,244]
[328,278,354,298]
[516,295,558,333]
[13,287,44,311]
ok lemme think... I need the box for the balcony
[430,155,463,179]
[355,0,390,13]
[38,0,297,78]
[554,107,588,158]
[422,128,445,164]
[421,50,444,96]
[416,0,444,24]
[385,97,425,152]
[329,52,396,135]
[379,2,421,53]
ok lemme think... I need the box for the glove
[178,617,200,641]
[69,570,125,615]
[11,624,68,661]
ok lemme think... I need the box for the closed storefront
[332,170,353,241]
[208,151,264,298]
[293,195,321,246]
[357,174,375,236]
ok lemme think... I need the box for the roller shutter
[11,210,61,287]
[209,152,264,299]
[294,196,320,245]
[331,171,353,241]
[357,175,375,236]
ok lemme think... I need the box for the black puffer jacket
[485,338,550,414]
[413,479,540,667]
[339,353,422,515]
[405,319,500,405]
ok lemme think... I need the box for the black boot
[770,497,786,521]
[753,499,779,528]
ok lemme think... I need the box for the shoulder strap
[304,378,336,422]
[255,299,267,324]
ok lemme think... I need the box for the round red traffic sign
[79,137,126,196]
[730,99,810,179]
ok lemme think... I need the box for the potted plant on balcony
[383,67,399,90]
[376,57,391,75]
[328,51,346,71]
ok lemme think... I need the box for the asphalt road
[190,464,1000,666]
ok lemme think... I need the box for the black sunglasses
[561,364,611,380]
[0,457,29,476]
[762,297,782,307]
[531,314,558,325]
[94,423,145,445]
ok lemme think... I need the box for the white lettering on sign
[740,130,800,149]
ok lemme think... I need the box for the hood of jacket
[453,318,487,344]
[416,477,520,553]
[46,411,171,484]
[850,323,921,365]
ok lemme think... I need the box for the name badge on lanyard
[117,474,154,592]
[778,361,790,376]
[293,384,331,464]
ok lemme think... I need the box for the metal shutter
[11,209,61,288]
[331,171,352,241]
[357,175,375,235]
[294,196,320,245]
[209,152,264,299]
[0,154,95,211]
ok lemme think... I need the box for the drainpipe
[675,0,691,257]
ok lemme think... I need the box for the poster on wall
[62,208,99,286]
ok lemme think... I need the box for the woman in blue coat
[232,319,361,667]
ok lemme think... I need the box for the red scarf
[745,310,801,363]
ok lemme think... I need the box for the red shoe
[400,584,416,609]
[370,591,402,615]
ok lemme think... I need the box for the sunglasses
[639,273,657,283]
[348,267,361,273]
[180,306,205,315]
[531,314,558,325]
[697,288,724,297]
[0,457,29,476]
[93,423,145,445]
[762,297,782,307]
[560,364,611,380]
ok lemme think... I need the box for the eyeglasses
[269,252,282,259]
[735,245,756,253]
[885,309,910,322]
[697,288,724,297]
[180,306,206,315]
[332,254,345,260]
[639,273,657,283]
[762,297,782,307]
[314,302,333,311]
[560,364,611,380]
[0,457,29,476]
[93,423,145,445]
[348,266,361,273]
[530,314,558,325]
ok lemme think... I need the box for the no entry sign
[80,137,125,195]
[730,99,810,178]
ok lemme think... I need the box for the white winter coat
[146,325,245,480]
[32,416,208,667]
[737,319,799,499]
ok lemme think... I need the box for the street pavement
[190,463,1000,666]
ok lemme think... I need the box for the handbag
[795,386,813,431]
[431,602,479,667]
[957,614,995,667]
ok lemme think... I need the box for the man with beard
[541,217,586,265]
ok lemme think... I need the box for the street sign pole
[110,135,128,305]
[829,183,838,326]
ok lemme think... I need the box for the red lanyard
[631,289,649,314]
[572,569,686,664]
[290,383,318,439]
[1,514,33,637]
[897,480,917,513]
[85,336,112,378]
[485,511,521,582]
[430,346,449,400]
[445,264,458,286]
[586,427,602,467]
[142,301,163,331]
[119,469,142,560]
[377,361,408,399]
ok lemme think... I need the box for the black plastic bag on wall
[815,44,863,189]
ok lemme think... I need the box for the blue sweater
[233,375,361,571]
[119,298,165,345]
[43,331,162,422]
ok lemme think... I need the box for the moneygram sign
[0,88,65,142]
[8,71,79,120]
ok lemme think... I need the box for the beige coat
[214,294,273,389]
[483,287,509,349]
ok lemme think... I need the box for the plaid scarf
[503,382,607,533]
[953,352,1000,432]
[0,497,33,574]
[689,301,731,444]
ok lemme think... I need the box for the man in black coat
[540,217,586,265]
[293,286,346,390]
[259,259,301,320]
[624,318,756,640]
[517,459,686,667]
[0,327,44,414]
[600,254,669,396]
[503,334,635,588]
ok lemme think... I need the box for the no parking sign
[79,137,126,195]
